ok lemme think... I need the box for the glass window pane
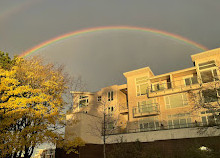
[213,69,218,81]
[149,122,155,129]
[191,77,198,84]
[144,123,149,129]
[111,91,113,100]
[169,94,184,108]
[180,119,187,128]
[187,118,191,123]
[140,84,148,95]
[140,124,143,129]
[173,119,180,128]
[199,61,215,67]
[168,120,173,129]
[202,90,218,103]
[202,116,207,125]
[137,86,140,96]
[199,64,216,70]
[201,70,214,83]
[185,78,191,86]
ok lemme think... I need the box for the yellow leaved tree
[0,54,84,158]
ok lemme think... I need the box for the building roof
[191,47,220,62]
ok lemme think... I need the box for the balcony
[133,103,159,117]
[119,103,128,114]
[148,76,201,97]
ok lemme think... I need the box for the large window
[202,89,220,103]
[78,95,89,108]
[201,110,220,125]
[151,82,165,92]
[184,76,198,86]
[200,69,218,83]
[136,76,148,96]
[199,60,218,83]
[108,91,113,101]
[165,93,188,109]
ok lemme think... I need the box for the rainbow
[20,26,208,57]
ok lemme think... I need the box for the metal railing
[150,76,199,93]
[106,122,220,135]
[149,75,220,94]
[133,103,159,117]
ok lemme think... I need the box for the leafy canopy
[0,54,84,158]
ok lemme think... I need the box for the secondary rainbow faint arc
[20,26,208,58]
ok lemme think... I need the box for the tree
[0,51,16,70]
[188,70,220,128]
[85,96,120,158]
[0,54,84,158]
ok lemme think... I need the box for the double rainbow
[20,26,208,57]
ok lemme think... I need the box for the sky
[1,0,220,92]
[1,0,220,155]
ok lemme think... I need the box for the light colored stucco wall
[105,127,220,144]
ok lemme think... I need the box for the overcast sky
[1,0,220,155]
[1,0,220,92]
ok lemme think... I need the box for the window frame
[202,89,220,103]
[107,91,114,101]
[136,76,148,96]
[184,75,198,86]
[151,82,166,92]
[97,96,102,102]
[164,93,188,109]
[78,95,89,108]
[198,60,219,83]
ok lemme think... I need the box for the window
[136,76,148,96]
[200,69,218,83]
[78,95,89,108]
[198,60,218,83]
[97,96,102,102]
[108,91,113,101]
[200,110,220,125]
[151,82,165,92]
[199,60,216,70]
[202,89,220,103]
[107,106,114,117]
[184,76,198,86]
[165,93,188,109]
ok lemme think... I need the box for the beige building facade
[65,48,220,144]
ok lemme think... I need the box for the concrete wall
[105,127,220,144]
[65,113,103,144]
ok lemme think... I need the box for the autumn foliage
[0,53,84,158]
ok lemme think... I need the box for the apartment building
[65,48,220,144]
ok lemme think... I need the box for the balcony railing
[105,122,220,135]
[149,75,220,95]
[133,103,159,117]
[150,76,200,93]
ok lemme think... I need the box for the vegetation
[0,52,84,158]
